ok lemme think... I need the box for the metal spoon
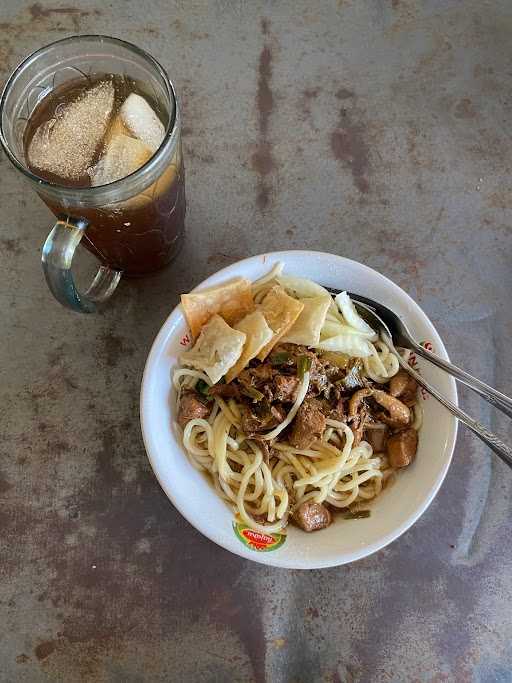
[326,288,512,469]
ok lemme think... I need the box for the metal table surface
[1,1,511,681]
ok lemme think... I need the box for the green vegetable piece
[297,355,312,380]
[241,385,264,402]
[196,379,214,402]
[196,379,210,395]
[270,351,291,366]
[342,509,371,520]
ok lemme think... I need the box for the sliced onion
[335,292,378,340]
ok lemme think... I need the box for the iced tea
[24,74,185,276]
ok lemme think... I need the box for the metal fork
[326,288,512,468]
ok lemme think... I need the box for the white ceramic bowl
[140,251,458,569]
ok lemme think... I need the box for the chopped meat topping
[270,404,286,423]
[272,344,330,398]
[389,370,418,406]
[374,393,410,428]
[349,387,410,429]
[240,402,286,436]
[313,396,346,422]
[178,390,211,428]
[251,438,271,465]
[364,426,388,453]
[308,357,331,397]
[250,363,274,382]
[240,405,266,436]
[387,428,418,468]
[274,374,300,402]
[337,359,367,391]
[239,364,276,401]
[289,398,326,449]
[348,388,373,419]
[293,502,332,532]
[208,383,240,399]
[196,345,419,475]
[351,407,368,447]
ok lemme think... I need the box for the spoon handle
[395,353,512,469]
[409,341,512,420]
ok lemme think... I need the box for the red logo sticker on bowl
[233,522,286,552]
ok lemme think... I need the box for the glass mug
[0,36,185,313]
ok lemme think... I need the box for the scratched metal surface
[1,1,511,681]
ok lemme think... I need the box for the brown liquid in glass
[24,75,185,276]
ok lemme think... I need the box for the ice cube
[89,132,152,187]
[105,113,132,142]
[28,81,115,181]
[120,93,165,154]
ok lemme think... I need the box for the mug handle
[41,216,122,313]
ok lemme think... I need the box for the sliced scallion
[342,509,371,520]
[297,355,312,380]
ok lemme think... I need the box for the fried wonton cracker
[181,314,246,384]
[280,295,331,346]
[256,286,304,361]
[225,311,274,383]
[276,275,331,300]
[181,277,254,339]
[277,275,339,317]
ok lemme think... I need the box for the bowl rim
[140,250,458,569]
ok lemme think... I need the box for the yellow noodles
[364,340,400,383]
[175,266,418,533]
[176,370,395,533]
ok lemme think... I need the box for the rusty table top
[1,1,512,681]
